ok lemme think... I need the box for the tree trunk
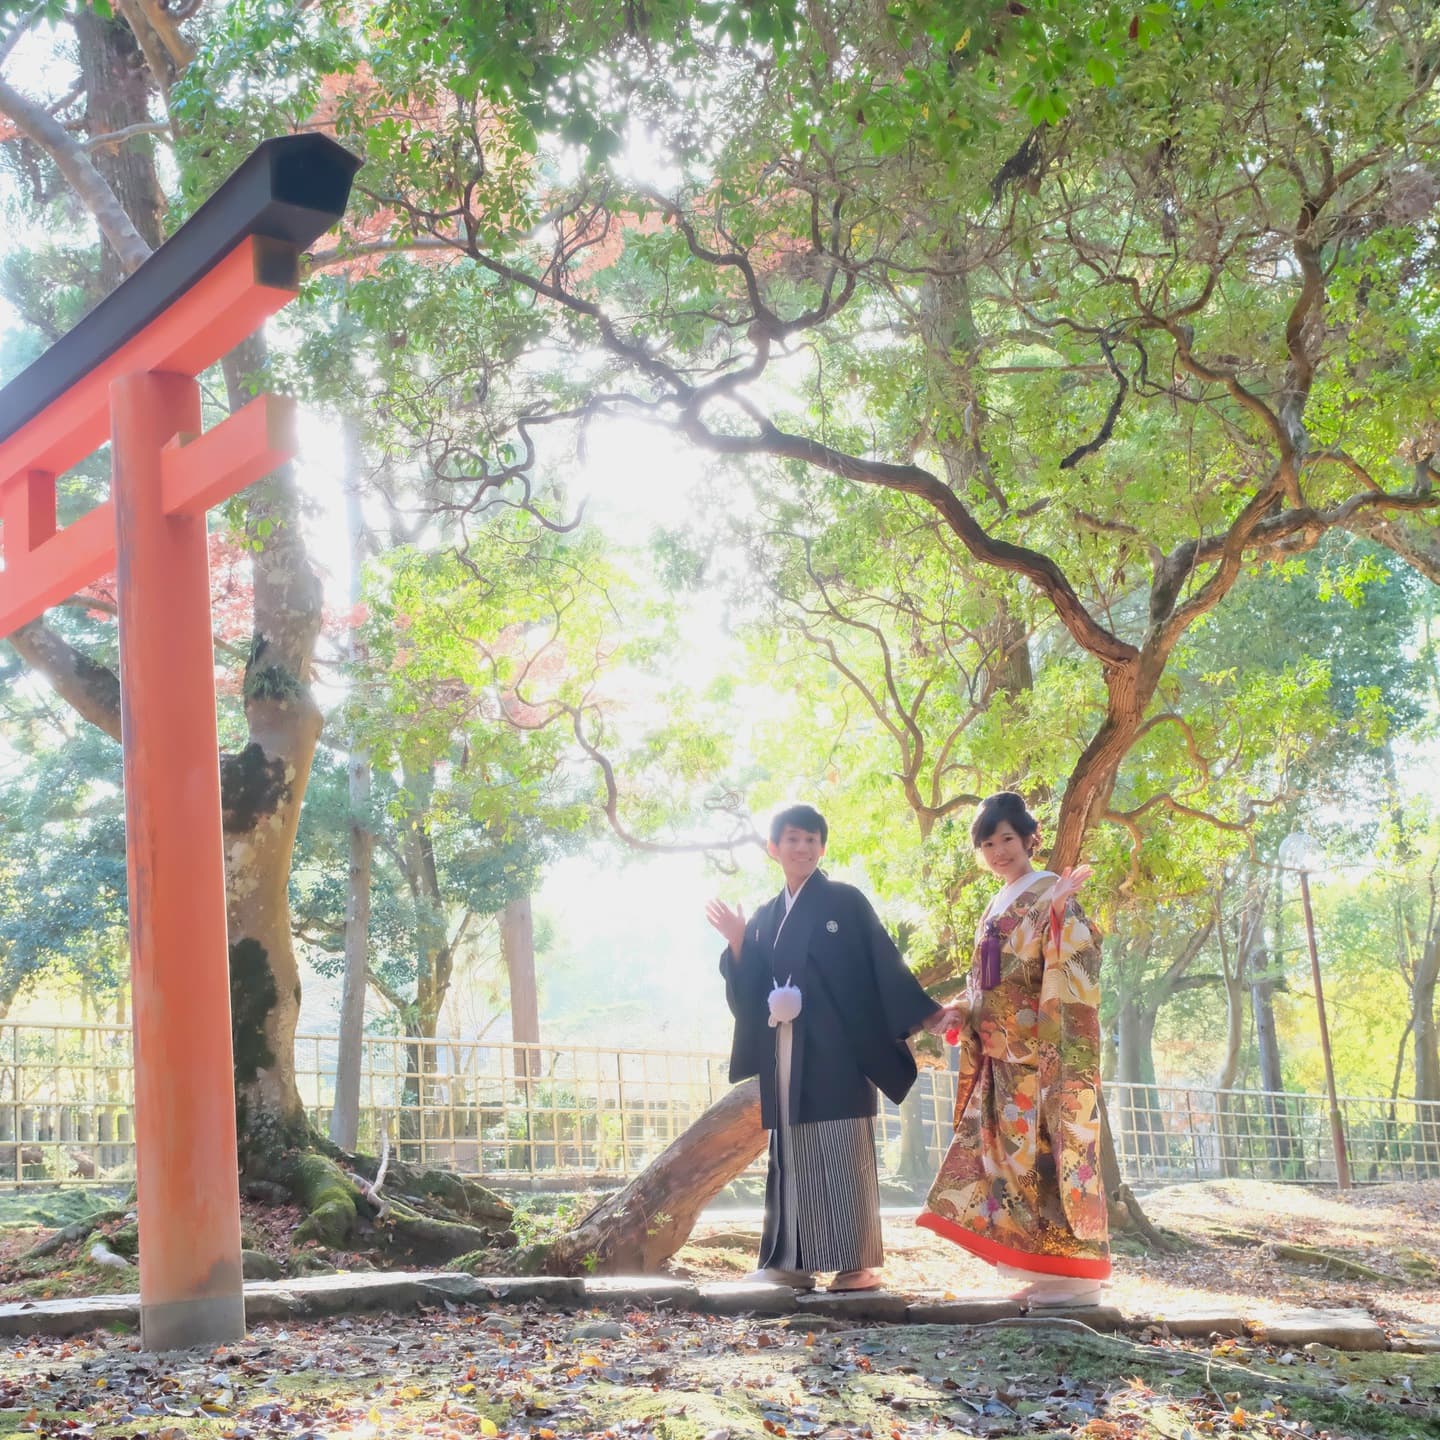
[1115,998,1160,1157]
[1048,667,1146,872]
[1215,946,1246,1093]
[0,980,17,1021]
[1044,657,1168,1235]
[1248,872,1293,1174]
[501,894,540,1049]
[897,1081,931,1186]
[538,1079,766,1274]
[72,7,166,282]
[1414,916,1440,1101]
[1096,1090,1173,1251]
[221,336,327,1164]
[1209,887,1255,1180]
[330,425,373,1153]
[501,892,540,1159]
[1413,912,1440,1173]
[330,748,373,1151]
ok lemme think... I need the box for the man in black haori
[706,804,958,1292]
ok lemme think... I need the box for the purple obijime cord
[978,920,1003,989]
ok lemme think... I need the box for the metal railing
[1104,1081,1440,1186]
[4,1021,1439,1190]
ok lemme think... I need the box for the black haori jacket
[720,871,939,1129]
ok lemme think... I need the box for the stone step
[0,1277,1391,1353]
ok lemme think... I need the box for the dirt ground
[2,1291,1438,1439]
[3,1178,1439,1341]
[677,1180,1440,1335]
[2,1180,1440,1438]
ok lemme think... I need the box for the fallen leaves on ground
[2,1303,1437,1440]
[679,1180,1440,1337]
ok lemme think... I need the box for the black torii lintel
[0,133,362,443]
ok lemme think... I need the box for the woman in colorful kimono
[917,791,1110,1307]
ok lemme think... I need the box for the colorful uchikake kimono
[917,869,1111,1280]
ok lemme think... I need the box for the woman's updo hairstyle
[970,791,1041,854]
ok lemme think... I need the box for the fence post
[616,1050,628,1175]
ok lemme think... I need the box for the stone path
[0,1272,1429,1353]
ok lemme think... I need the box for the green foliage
[0,704,128,1015]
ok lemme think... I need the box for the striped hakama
[759,1018,883,1273]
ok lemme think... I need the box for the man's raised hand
[705,898,747,960]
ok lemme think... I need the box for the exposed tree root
[292,1152,361,1247]
[1206,1227,1394,1281]
[231,1112,518,1260]
[21,1209,126,1261]
[365,1197,515,1265]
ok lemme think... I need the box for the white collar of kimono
[782,870,814,912]
[985,868,1057,922]
[774,870,815,944]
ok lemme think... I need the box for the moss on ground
[0,1189,123,1228]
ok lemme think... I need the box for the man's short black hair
[770,804,828,846]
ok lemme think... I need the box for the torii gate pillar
[0,136,360,1350]
[114,370,243,1347]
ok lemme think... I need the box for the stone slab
[796,1290,910,1324]
[905,1298,1024,1325]
[0,1293,139,1337]
[696,1282,800,1317]
[1249,1307,1386,1352]
[246,1272,430,1318]
[464,1275,586,1307]
[0,1272,1394,1355]
[582,1277,700,1309]
[245,1287,300,1323]
[1136,1307,1247,1338]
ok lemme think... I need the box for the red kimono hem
[915,1210,1112,1279]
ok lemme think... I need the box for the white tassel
[767,976,803,1027]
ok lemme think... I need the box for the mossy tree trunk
[221,336,328,1166]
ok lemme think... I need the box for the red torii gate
[0,134,359,1350]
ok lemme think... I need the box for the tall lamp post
[1278,831,1351,1190]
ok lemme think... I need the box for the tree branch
[560,701,765,860]
[0,74,152,271]
[0,1,44,67]
[5,620,122,742]
[679,409,1139,669]
[366,966,410,1014]
[129,0,195,69]
[1058,337,1127,470]
[82,120,172,152]
[307,236,456,269]
[438,196,1139,670]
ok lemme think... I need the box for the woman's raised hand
[1049,863,1093,916]
[705,898,747,959]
